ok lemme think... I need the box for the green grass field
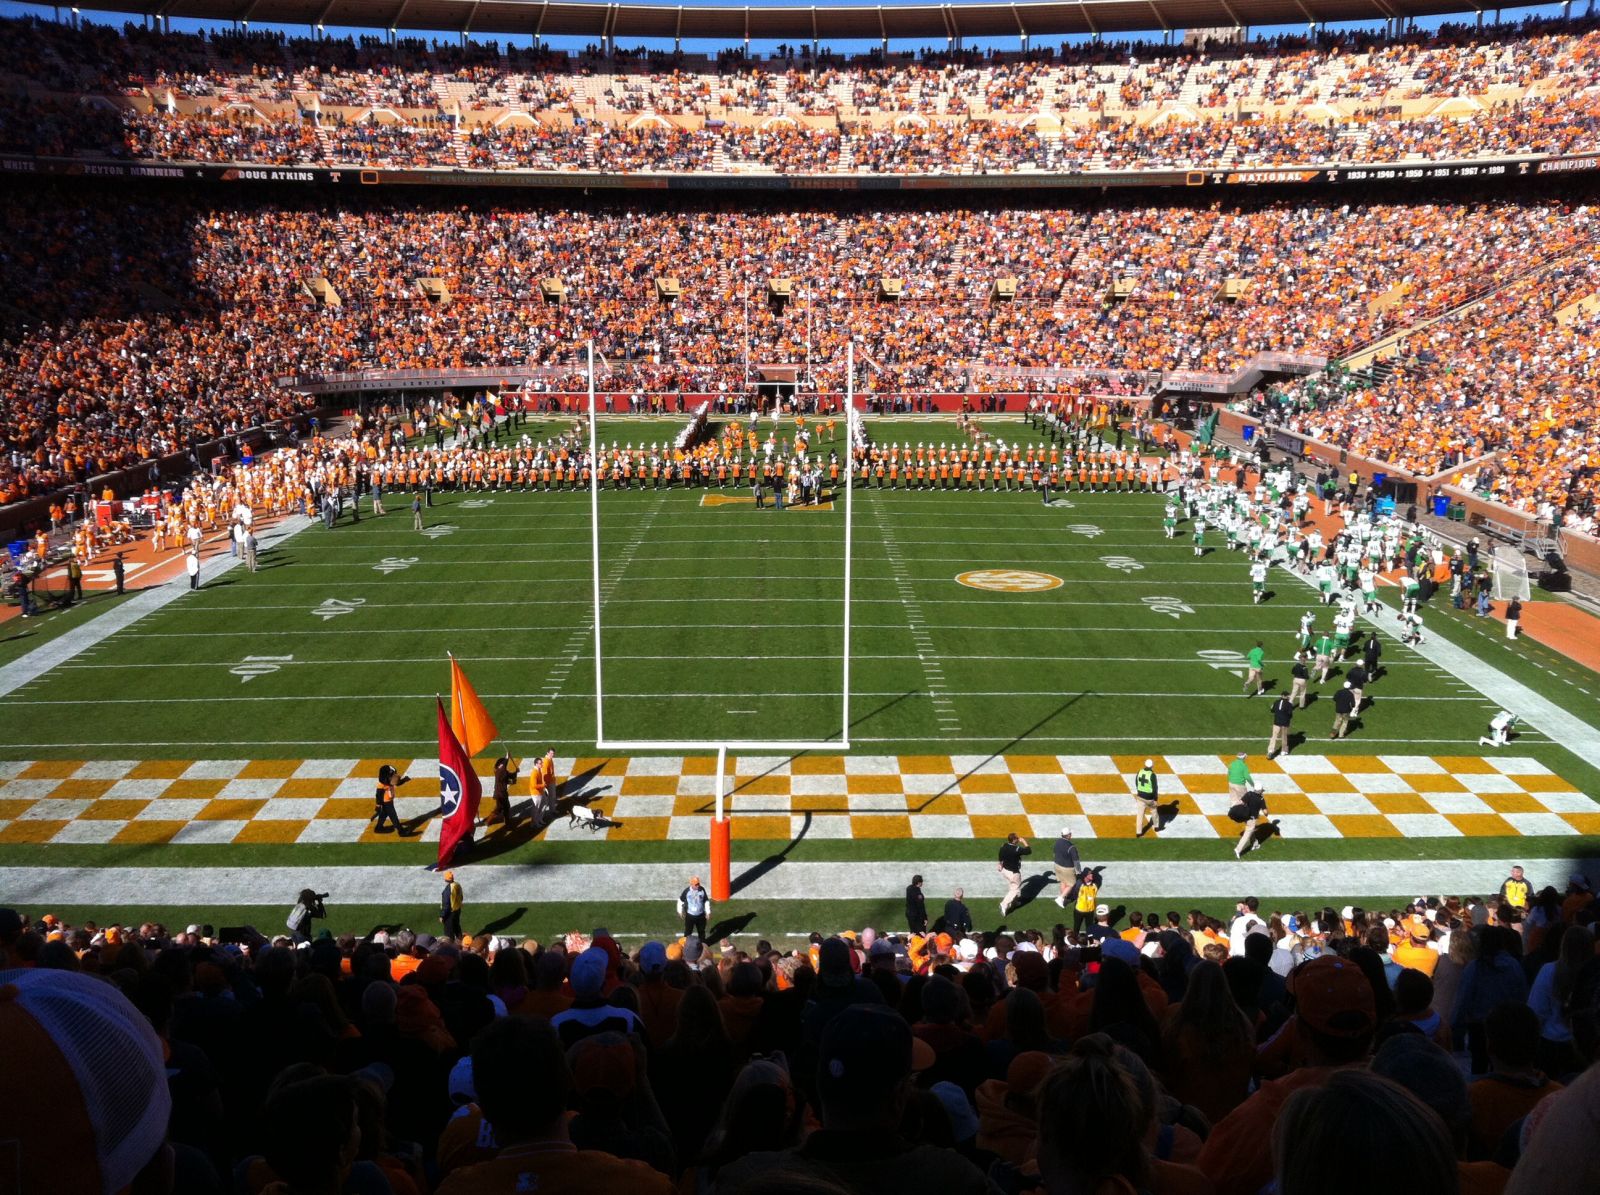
[2,414,1598,942]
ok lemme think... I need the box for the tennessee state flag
[436,698,482,869]
[449,655,498,757]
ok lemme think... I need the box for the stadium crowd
[5,189,1599,528]
[5,17,1600,173]
[3,871,1598,1194]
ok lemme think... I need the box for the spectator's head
[567,1031,637,1117]
[1372,1034,1470,1154]
[704,1058,802,1166]
[1288,956,1376,1064]
[816,1003,932,1132]
[1485,1000,1540,1072]
[1392,968,1435,1018]
[0,966,174,1194]
[1273,1070,1455,1195]
[1036,1034,1151,1195]
[264,1075,361,1189]
[470,1016,570,1143]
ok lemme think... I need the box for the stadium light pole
[587,341,604,746]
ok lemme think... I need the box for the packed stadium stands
[4,886,1599,1194]
[2,16,1600,174]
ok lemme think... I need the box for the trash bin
[1372,471,1388,491]
[1242,425,1255,444]
[1432,495,1450,517]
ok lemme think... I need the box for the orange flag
[449,655,498,758]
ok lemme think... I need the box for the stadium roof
[112,0,1482,42]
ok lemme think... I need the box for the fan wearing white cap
[1133,759,1160,838]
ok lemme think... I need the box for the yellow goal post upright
[584,341,855,900]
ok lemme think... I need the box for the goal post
[583,341,855,899]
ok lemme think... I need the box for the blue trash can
[1432,495,1450,518]
[1372,471,1388,491]
[1241,425,1255,444]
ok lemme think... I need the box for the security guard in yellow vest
[1134,759,1159,838]
[1499,866,1531,913]
[1073,872,1099,935]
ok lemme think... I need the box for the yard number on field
[1142,596,1195,620]
[373,556,420,574]
[1197,648,1249,678]
[311,597,366,621]
[419,524,457,539]
[459,499,496,509]
[230,654,292,683]
[1100,555,1145,572]
[1066,524,1103,538]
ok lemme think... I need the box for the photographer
[286,888,327,944]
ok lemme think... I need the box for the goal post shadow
[584,343,861,900]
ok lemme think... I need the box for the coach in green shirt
[1227,752,1254,800]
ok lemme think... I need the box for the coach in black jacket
[905,874,928,933]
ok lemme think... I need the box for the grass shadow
[910,695,1087,813]
[730,812,811,896]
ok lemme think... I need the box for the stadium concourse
[6,6,1600,1195]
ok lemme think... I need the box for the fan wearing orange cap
[1197,956,1378,1195]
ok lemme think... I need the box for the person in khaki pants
[998,832,1031,917]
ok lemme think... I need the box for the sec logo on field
[439,764,464,818]
[956,569,1064,593]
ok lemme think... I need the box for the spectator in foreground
[714,1003,992,1194]
[437,1016,672,1194]
[1273,1070,1458,1195]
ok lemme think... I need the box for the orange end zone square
[1295,775,1357,794]
[1516,775,1579,794]
[1264,793,1320,815]
[1328,815,1403,838]
[1330,755,1391,774]
[1087,815,1139,839]
[790,755,846,775]
[912,792,964,814]
[791,795,849,814]
[196,798,266,821]
[847,775,902,795]
[1019,794,1084,816]
[606,817,669,842]
[0,799,37,820]
[1562,813,1600,835]
[1400,773,1465,793]
[112,821,184,845]
[1180,774,1230,794]
[162,779,227,801]
[1446,814,1517,838]
[1370,793,1433,815]
[1432,756,1497,775]
[1069,774,1128,795]
[1011,755,1065,774]
[1241,755,1283,774]
[679,756,718,775]
[673,796,714,817]
[959,774,1016,794]
[730,815,791,841]
[1206,815,1242,838]
[234,820,308,844]
[126,760,194,780]
[967,814,1019,842]
[82,799,153,820]
[899,755,954,774]
[620,776,677,797]
[277,778,339,800]
[1479,793,1548,815]
[19,761,82,780]
[48,779,115,800]
[0,820,68,843]
[732,776,790,797]
[323,797,380,819]
[239,760,303,780]
[1111,754,1159,775]
[850,814,913,839]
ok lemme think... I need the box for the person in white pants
[1505,597,1522,641]
[1479,711,1518,748]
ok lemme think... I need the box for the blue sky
[0,0,1576,58]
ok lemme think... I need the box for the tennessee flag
[436,698,482,869]
[449,655,498,758]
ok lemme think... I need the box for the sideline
[0,515,315,700]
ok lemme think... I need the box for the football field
[2,415,1598,941]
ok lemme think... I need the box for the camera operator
[287,888,327,944]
